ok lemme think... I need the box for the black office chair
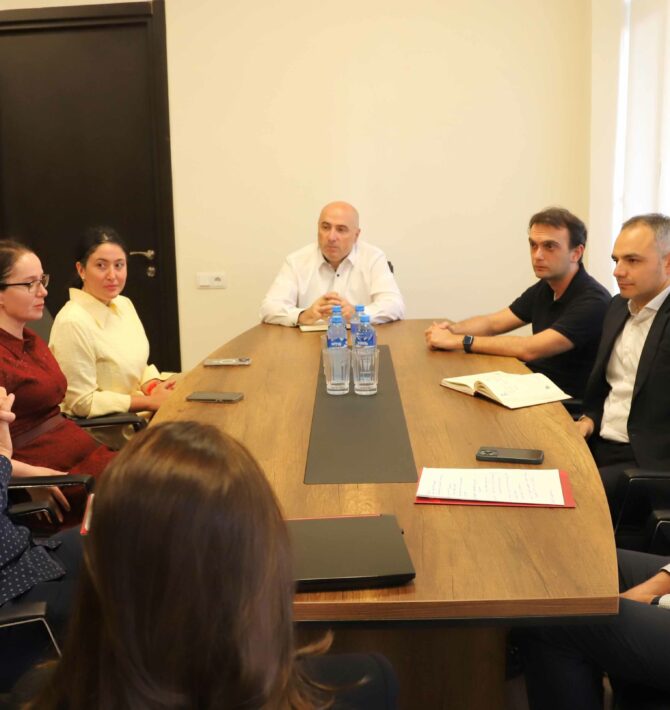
[8,473,94,535]
[1,469,94,688]
[562,397,583,420]
[614,469,670,553]
[0,475,91,695]
[27,304,54,344]
[613,680,670,710]
[68,411,147,435]
[0,477,93,694]
[0,601,60,695]
[648,509,670,555]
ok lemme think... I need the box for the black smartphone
[186,391,244,403]
[476,446,544,465]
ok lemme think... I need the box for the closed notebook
[288,514,415,592]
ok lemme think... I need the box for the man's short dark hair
[528,208,587,261]
[621,213,670,256]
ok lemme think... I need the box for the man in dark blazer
[517,216,670,710]
[520,547,670,710]
[577,213,670,512]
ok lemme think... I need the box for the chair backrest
[0,602,60,692]
[615,682,670,710]
[615,471,670,552]
[29,306,54,343]
[650,513,670,555]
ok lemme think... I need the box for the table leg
[296,625,507,710]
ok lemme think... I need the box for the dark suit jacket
[583,293,670,469]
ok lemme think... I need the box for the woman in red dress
[0,240,115,499]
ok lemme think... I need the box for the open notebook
[440,371,570,409]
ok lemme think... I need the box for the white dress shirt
[259,241,405,327]
[49,288,163,417]
[600,285,670,442]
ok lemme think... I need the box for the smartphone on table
[186,391,244,403]
[203,357,251,366]
[476,446,544,465]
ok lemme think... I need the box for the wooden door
[0,1,180,369]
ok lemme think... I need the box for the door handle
[129,249,156,261]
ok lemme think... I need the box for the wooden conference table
[153,319,618,709]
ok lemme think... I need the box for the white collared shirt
[259,241,405,327]
[600,285,670,442]
[49,288,162,417]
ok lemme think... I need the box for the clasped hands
[425,320,463,350]
[298,292,355,325]
[141,376,179,409]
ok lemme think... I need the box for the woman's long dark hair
[32,422,331,709]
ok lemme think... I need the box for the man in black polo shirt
[425,207,611,398]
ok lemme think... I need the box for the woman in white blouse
[49,227,175,425]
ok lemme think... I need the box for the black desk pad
[304,345,417,484]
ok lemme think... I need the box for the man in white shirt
[260,201,404,326]
[577,213,670,513]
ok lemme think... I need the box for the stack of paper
[415,467,575,508]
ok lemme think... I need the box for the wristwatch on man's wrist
[462,335,475,353]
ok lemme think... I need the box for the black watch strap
[462,335,475,353]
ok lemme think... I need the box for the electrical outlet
[196,272,228,289]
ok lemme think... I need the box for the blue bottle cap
[332,305,342,313]
[360,314,371,323]
[331,315,344,323]
[355,304,365,312]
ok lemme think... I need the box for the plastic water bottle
[329,304,342,326]
[354,314,376,347]
[325,314,349,394]
[350,304,365,342]
[326,314,347,348]
[353,314,378,395]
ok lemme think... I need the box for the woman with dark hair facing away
[0,240,115,514]
[26,421,398,709]
[49,226,177,429]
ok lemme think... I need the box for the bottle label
[354,329,376,347]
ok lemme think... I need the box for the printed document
[417,467,566,506]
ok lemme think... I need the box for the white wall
[2,0,596,368]
[165,0,592,367]
[589,0,626,292]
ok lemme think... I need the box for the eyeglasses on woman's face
[0,273,50,294]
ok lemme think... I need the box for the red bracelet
[145,380,159,395]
